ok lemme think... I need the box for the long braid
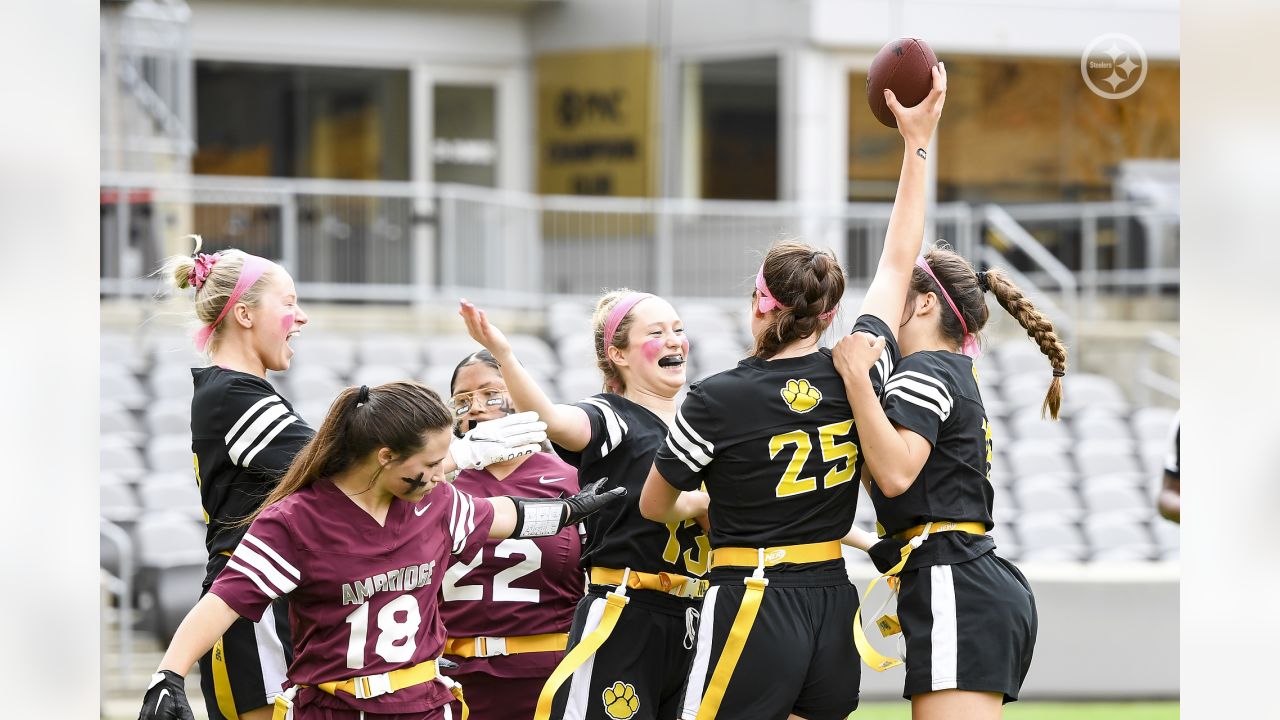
[983,269,1067,419]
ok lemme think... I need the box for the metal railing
[99,173,1177,323]
[1137,331,1180,405]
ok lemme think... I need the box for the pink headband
[194,254,273,352]
[755,265,836,321]
[915,256,980,358]
[603,293,654,350]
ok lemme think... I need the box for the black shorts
[680,572,860,720]
[197,555,294,718]
[547,586,700,720]
[897,552,1037,702]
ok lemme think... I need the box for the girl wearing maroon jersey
[140,381,624,720]
[439,350,584,720]
[156,238,553,720]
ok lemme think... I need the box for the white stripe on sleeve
[885,387,950,421]
[232,544,298,595]
[674,409,714,457]
[665,435,700,473]
[225,558,279,599]
[242,533,301,581]
[582,398,627,457]
[224,395,282,444]
[669,419,712,470]
[241,415,299,467]
[884,371,953,420]
[228,402,290,466]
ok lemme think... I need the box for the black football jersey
[653,316,898,558]
[553,393,710,580]
[190,367,315,567]
[867,350,997,572]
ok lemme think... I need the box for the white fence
[99,174,1178,325]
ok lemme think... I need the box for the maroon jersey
[210,478,494,715]
[441,452,583,680]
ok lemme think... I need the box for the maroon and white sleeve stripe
[225,531,302,599]
[447,486,478,555]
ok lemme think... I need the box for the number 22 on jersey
[771,419,858,498]
[441,538,543,603]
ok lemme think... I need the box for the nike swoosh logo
[154,689,170,716]
[414,503,432,517]
[538,476,567,484]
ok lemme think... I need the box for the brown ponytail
[241,381,453,524]
[982,269,1067,419]
[911,245,1066,419]
[751,241,846,359]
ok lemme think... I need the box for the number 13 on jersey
[771,419,858,498]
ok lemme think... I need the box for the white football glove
[450,411,548,470]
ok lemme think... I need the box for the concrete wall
[847,559,1179,700]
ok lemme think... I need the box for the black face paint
[493,395,514,416]
[401,472,429,491]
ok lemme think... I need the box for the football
[867,38,939,128]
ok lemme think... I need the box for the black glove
[509,478,626,538]
[139,670,196,720]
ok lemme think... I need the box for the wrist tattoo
[916,147,928,160]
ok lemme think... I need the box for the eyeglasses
[450,386,509,416]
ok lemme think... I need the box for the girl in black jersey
[155,238,546,720]
[834,246,1063,718]
[639,64,948,720]
[459,293,711,720]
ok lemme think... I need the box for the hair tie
[976,270,990,293]
[755,264,836,321]
[356,385,370,406]
[1052,369,1065,378]
[188,253,219,290]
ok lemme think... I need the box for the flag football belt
[271,658,468,720]
[854,521,987,672]
[589,566,709,599]
[537,565,702,720]
[444,632,569,659]
[694,540,843,720]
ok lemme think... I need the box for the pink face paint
[680,336,690,356]
[641,339,665,362]
[279,312,295,338]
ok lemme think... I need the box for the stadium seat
[289,334,357,375]
[350,363,415,387]
[1062,373,1129,414]
[1075,439,1142,478]
[508,334,559,375]
[140,471,193,487]
[133,512,207,643]
[987,525,1020,561]
[1071,410,1134,442]
[675,303,740,343]
[147,434,193,474]
[558,373,606,404]
[101,441,146,478]
[101,483,141,525]
[1083,513,1155,550]
[1015,516,1088,561]
[101,402,143,445]
[1131,406,1177,443]
[554,334,597,369]
[1081,483,1152,518]
[102,332,150,374]
[693,345,747,382]
[423,335,488,369]
[1006,439,1075,478]
[140,480,204,521]
[546,300,592,342]
[357,335,424,369]
[1139,440,1170,476]
[287,366,348,405]
[1001,372,1053,410]
[1008,406,1071,445]
[145,399,191,436]
[1078,471,1147,495]
[148,362,197,401]
[993,340,1047,377]
[1014,484,1083,522]
[101,365,149,410]
[296,399,335,427]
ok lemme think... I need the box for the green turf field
[851,702,1179,719]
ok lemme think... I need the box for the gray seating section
[147,434,194,475]
[1075,439,1142,477]
[357,334,424,369]
[105,319,1179,569]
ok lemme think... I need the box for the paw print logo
[601,681,640,719]
[781,379,822,414]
